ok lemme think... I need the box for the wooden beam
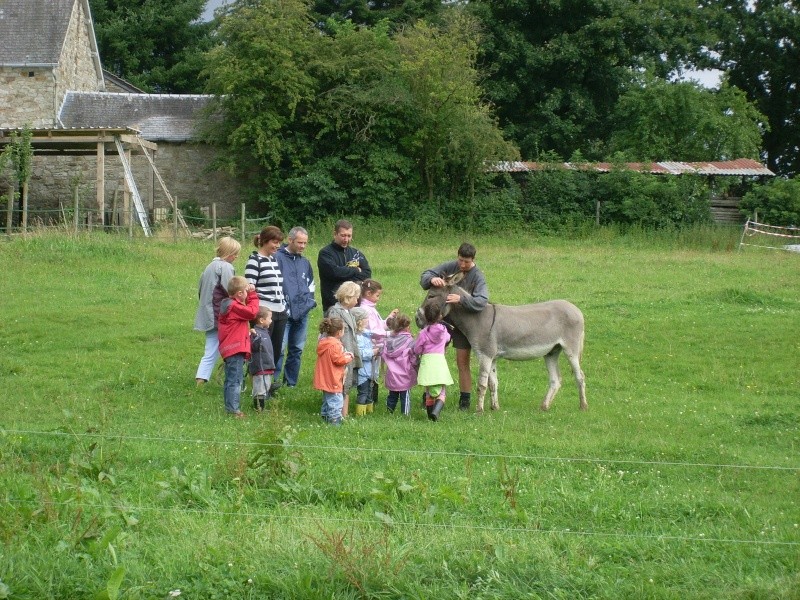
[96,141,105,226]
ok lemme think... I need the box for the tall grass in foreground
[0,229,798,599]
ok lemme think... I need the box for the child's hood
[383,332,413,356]
[317,335,341,356]
[424,323,450,345]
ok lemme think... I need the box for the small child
[360,279,399,408]
[218,276,260,418]
[325,281,362,417]
[249,307,275,412]
[314,317,354,425]
[414,303,453,421]
[352,307,378,416]
[381,313,418,416]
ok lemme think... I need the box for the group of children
[217,275,454,425]
[314,278,453,425]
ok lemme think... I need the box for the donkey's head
[416,272,464,328]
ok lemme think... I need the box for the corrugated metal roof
[492,158,774,177]
[58,92,215,142]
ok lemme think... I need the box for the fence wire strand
[4,428,797,472]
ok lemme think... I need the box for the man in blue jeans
[275,226,317,388]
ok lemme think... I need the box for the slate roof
[58,92,215,142]
[493,158,774,177]
[0,0,79,66]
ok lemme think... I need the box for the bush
[740,177,800,226]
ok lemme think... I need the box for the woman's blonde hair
[334,281,361,304]
[216,236,241,260]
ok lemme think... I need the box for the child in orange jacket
[314,317,354,425]
[218,276,259,417]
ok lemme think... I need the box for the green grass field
[1,228,798,599]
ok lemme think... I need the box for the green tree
[468,0,716,159]
[394,11,518,206]
[202,0,320,175]
[609,79,765,161]
[89,0,214,92]
[740,178,800,226]
[203,1,515,222]
[311,0,444,31]
[710,0,800,176]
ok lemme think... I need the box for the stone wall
[13,143,243,225]
[0,2,100,130]
[54,0,103,103]
[0,68,58,129]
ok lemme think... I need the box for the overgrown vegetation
[0,230,797,598]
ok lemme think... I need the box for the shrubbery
[740,177,800,226]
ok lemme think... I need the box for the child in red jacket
[218,276,259,417]
[313,317,353,425]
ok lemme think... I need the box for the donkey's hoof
[540,403,551,411]
[490,404,499,411]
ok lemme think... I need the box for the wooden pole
[21,181,28,237]
[241,203,246,243]
[173,195,178,243]
[595,200,601,226]
[96,141,105,230]
[73,184,80,234]
[212,203,217,242]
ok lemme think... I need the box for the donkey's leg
[489,360,500,411]
[475,352,493,414]
[564,350,587,410]
[541,350,562,411]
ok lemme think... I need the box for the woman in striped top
[245,226,288,391]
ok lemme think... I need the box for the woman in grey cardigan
[193,236,241,384]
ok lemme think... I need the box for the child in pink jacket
[414,303,453,421]
[381,313,417,416]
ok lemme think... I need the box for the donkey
[417,273,586,413]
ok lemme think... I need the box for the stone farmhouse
[0,0,243,231]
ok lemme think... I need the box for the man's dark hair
[335,219,353,232]
[457,242,476,259]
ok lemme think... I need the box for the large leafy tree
[311,0,444,30]
[203,1,515,222]
[89,0,214,92]
[394,12,518,204]
[709,0,800,176]
[609,79,765,161]
[467,0,717,160]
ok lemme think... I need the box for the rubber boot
[459,392,471,411]
[424,394,435,419]
[429,399,445,421]
[355,403,368,417]
[258,395,267,412]
[365,402,374,414]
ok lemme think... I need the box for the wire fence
[1,202,271,244]
[5,427,798,548]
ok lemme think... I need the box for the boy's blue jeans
[321,391,343,424]
[223,353,245,413]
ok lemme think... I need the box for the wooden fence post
[241,203,246,243]
[73,185,80,234]
[212,203,217,242]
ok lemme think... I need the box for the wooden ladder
[114,136,152,236]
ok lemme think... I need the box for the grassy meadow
[1,226,798,599]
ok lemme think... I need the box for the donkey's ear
[446,272,464,286]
